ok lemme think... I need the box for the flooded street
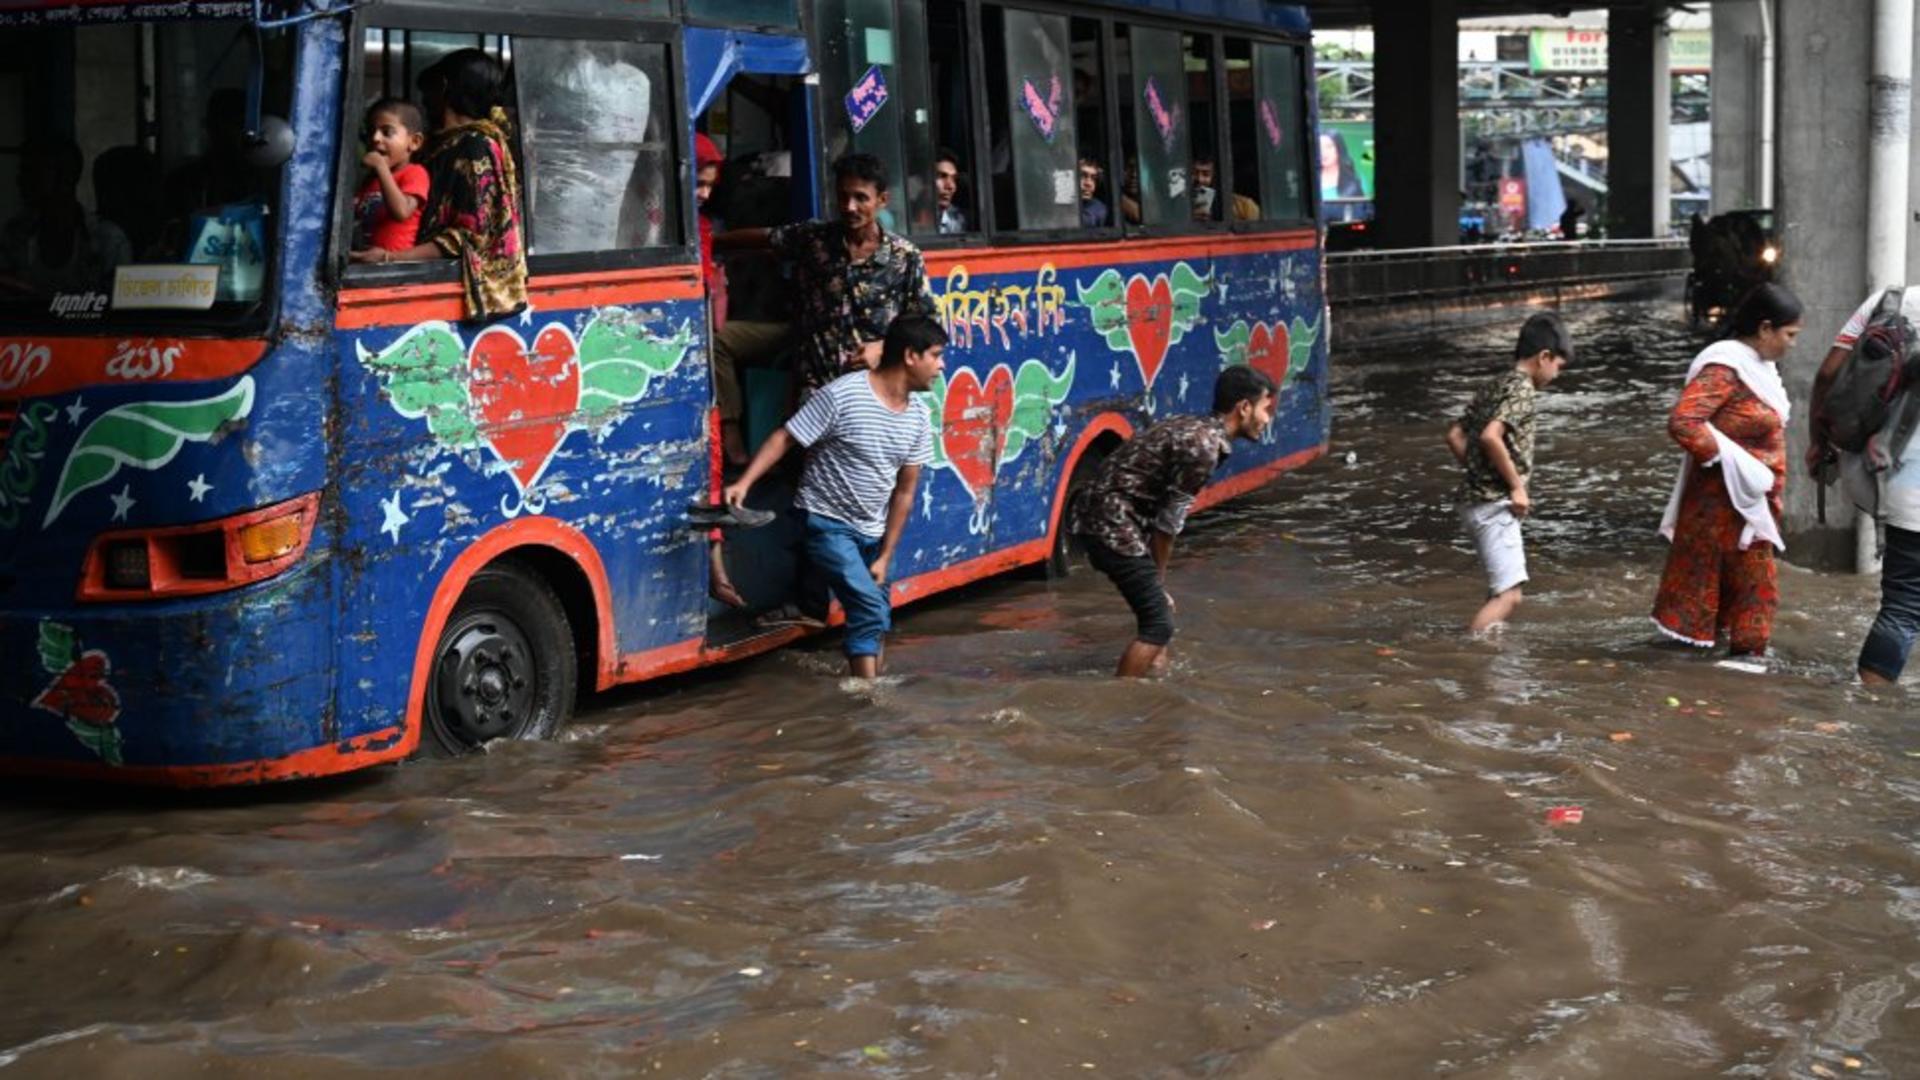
[7,298,1920,1077]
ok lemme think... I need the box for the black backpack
[1822,288,1920,454]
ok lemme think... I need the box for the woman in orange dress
[1652,284,1804,656]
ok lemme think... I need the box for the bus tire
[1045,443,1111,581]
[421,559,577,757]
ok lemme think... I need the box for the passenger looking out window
[1191,155,1258,222]
[1079,157,1109,228]
[711,153,936,466]
[376,49,529,321]
[1119,156,1142,225]
[0,138,132,298]
[348,98,431,261]
[935,149,968,234]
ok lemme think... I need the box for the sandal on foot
[753,603,826,630]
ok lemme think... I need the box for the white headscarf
[1658,337,1788,552]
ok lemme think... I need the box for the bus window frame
[948,0,1310,247]
[0,17,294,336]
[1227,35,1316,234]
[331,4,696,292]
[803,0,1317,252]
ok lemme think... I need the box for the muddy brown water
[5,298,1919,1077]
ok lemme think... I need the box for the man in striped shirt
[723,315,947,677]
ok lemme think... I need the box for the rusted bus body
[0,0,1323,784]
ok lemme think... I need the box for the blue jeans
[802,512,890,658]
[1860,525,1920,681]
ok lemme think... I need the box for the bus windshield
[0,20,291,329]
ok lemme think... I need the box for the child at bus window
[1119,157,1143,225]
[348,98,431,262]
[372,49,529,321]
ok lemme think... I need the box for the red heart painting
[1245,321,1292,386]
[1124,276,1175,388]
[468,325,582,493]
[941,366,1016,501]
[33,651,121,727]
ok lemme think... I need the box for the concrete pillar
[1710,1,1769,214]
[1607,4,1672,237]
[1775,0,1871,565]
[1370,0,1458,249]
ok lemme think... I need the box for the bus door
[683,28,818,646]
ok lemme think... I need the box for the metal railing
[1326,239,1689,306]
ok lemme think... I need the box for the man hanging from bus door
[721,315,947,678]
[693,131,748,611]
[710,152,937,468]
[1070,366,1278,677]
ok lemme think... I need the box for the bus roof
[1,0,1307,33]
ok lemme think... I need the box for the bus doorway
[685,36,819,649]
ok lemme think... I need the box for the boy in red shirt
[349,98,430,263]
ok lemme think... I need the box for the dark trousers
[1081,536,1175,646]
[1860,525,1920,681]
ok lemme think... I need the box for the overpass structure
[1299,0,1918,569]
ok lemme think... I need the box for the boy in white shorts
[1444,312,1573,633]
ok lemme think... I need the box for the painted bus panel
[0,2,1324,784]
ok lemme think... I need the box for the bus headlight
[80,492,318,602]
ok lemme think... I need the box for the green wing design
[43,377,256,527]
[37,620,76,676]
[577,312,697,417]
[1074,268,1134,353]
[353,322,475,448]
[66,718,124,768]
[1287,313,1322,384]
[1003,353,1076,465]
[1214,320,1253,368]
[1168,262,1212,345]
[917,375,950,468]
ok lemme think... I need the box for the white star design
[186,473,212,503]
[1177,373,1190,401]
[65,397,87,425]
[518,302,538,326]
[1109,361,1122,390]
[108,483,134,522]
[380,491,409,544]
[920,485,934,519]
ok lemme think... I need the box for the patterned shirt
[1457,369,1537,505]
[787,370,934,538]
[1069,415,1234,557]
[767,219,936,389]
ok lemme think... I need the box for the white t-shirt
[1835,287,1920,531]
[786,371,934,538]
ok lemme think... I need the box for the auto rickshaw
[1685,209,1781,332]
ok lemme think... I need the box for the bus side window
[1228,37,1308,224]
[982,5,1078,232]
[514,37,678,255]
[1114,22,1189,227]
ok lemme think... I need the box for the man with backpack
[1809,287,1920,683]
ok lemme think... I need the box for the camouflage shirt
[1457,369,1537,505]
[1070,414,1234,557]
[767,219,937,389]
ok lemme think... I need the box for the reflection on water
[3,300,1919,1076]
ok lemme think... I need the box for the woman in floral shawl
[364,49,527,320]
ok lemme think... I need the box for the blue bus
[0,0,1326,784]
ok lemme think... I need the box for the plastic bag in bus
[183,201,269,303]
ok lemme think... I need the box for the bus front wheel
[422,560,577,756]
